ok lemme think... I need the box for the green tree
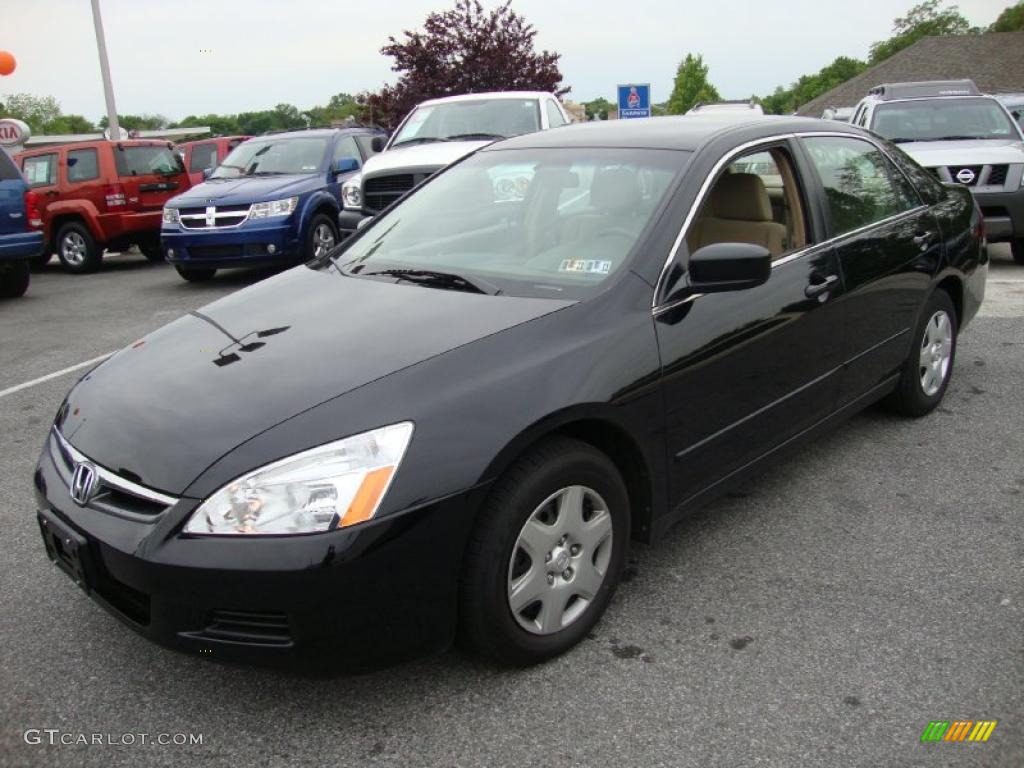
[44,114,96,134]
[99,113,170,131]
[174,113,243,135]
[581,97,613,120]
[2,93,62,132]
[666,54,721,115]
[869,0,972,63]
[990,1,1024,31]
[761,56,868,114]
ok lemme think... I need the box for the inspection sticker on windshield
[558,259,611,275]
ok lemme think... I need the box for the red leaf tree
[359,1,568,129]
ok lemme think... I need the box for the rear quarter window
[115,145,185,177]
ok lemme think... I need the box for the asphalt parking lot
[1,248,1022,768]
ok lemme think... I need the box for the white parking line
[0,353,114,400]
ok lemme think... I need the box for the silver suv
[851,80,1024,264]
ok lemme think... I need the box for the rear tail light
[23,190,43,229]
[104,184,126,209]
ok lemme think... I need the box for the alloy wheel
[61,232,87,266]
[919,310,952,397]
[507,485,613,635]
[312,223,336,258]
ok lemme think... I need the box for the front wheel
[175,265,216,282]
[1011,239,1024,266]
[460,437,630,666]
[890,289,957,417]
[0,261,31,298]
[305,214,338,260]
[138,240,165,262]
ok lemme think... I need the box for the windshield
[332,148,688,300]
[871,98,1021,142]
[391,99,542,147]
[211,137,328,177]
[114,145,185,177]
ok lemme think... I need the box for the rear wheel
[56,222,102,273]
[175,265,216,282]
[890,289,957,417]
[304,214,338,260]
[460,437,630,666]
[0,261,31,298]
[1011,239,1024,266]
[138,240,165,262]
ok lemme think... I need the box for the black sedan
[34,116,986,667]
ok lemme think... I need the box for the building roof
[796,31,1024,117]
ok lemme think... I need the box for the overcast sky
[0,0,1010,121]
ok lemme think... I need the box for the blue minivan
[0,147,44,299]
[161,128,384,282]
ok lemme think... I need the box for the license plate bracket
[37,510,95,594]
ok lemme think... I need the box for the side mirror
[681,243,771,297]
[370,136,387,153]
[201,167,214,180]
[333,157,359,175]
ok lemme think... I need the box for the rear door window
[22,153,58,187]
[67,148,100,182]
[115,145,184,177]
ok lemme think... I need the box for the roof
[490,114,844,152]
[418,91,555,107]
[797,32,1024,116]
[250,127,382,139]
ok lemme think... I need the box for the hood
[897,138,1024,168]
[169,173,322,207]
[361,140,489,179]
[56,266,572,494]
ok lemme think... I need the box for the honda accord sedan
[34,116,986,667]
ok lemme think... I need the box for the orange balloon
[0,51,15,76]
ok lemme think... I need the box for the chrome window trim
[652,129,931,313]
[53,428,178,507]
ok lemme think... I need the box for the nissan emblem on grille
[955,168,975,184]
[70,461,99,505]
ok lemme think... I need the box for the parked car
[995,93,1024,129]
[0,147,44,298]
[821,106,854,122]
[178,135,251,186]
[339,91,570,235]
[161,127,383,282]
[34,115,985,668]
[15,140,190,272]
[687,100,764,116]
[851,80,1024,264]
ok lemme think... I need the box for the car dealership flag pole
[90,0,120,140]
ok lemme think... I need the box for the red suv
[16,140,191,273]
[178,136,251,186]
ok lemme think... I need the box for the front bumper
[161,218,302,269]
[33,432,483,669]
[0,230,44,261]
[972,187,1024,242]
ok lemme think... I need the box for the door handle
[805,274,839,299]
[912,231,934,250]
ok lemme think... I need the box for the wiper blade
[391,137,446,148]
[363,268,501,295]
[443,132,505,142]
[930,135,985,141]
[887,137,920,144]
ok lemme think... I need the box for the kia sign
[0,118,30,148]
[617,84,651,119]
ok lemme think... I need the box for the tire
[1011,239,1024,266]
[460,436,631,666]
[175,265,217,282]
[890,289,957,417]
[0,261,31,298]
[55,221,102,273]
[304,213,338,260]
[138,240,165,262]
[30,251,52,269]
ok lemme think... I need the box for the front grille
[947,165,983,186]
[179,204,251,230]
[986,165,1008,186]
[51,429,176,521]
[364,172,433,213]
[189,610,293,647]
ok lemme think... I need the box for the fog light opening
[166,248,175,259]
[267,244,277,255]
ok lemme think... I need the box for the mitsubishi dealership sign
[0,118,30,148]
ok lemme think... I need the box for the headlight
[342,175,362,210]
[162,207,179,225]
[250,196,299,219]
[184,422,414,536]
